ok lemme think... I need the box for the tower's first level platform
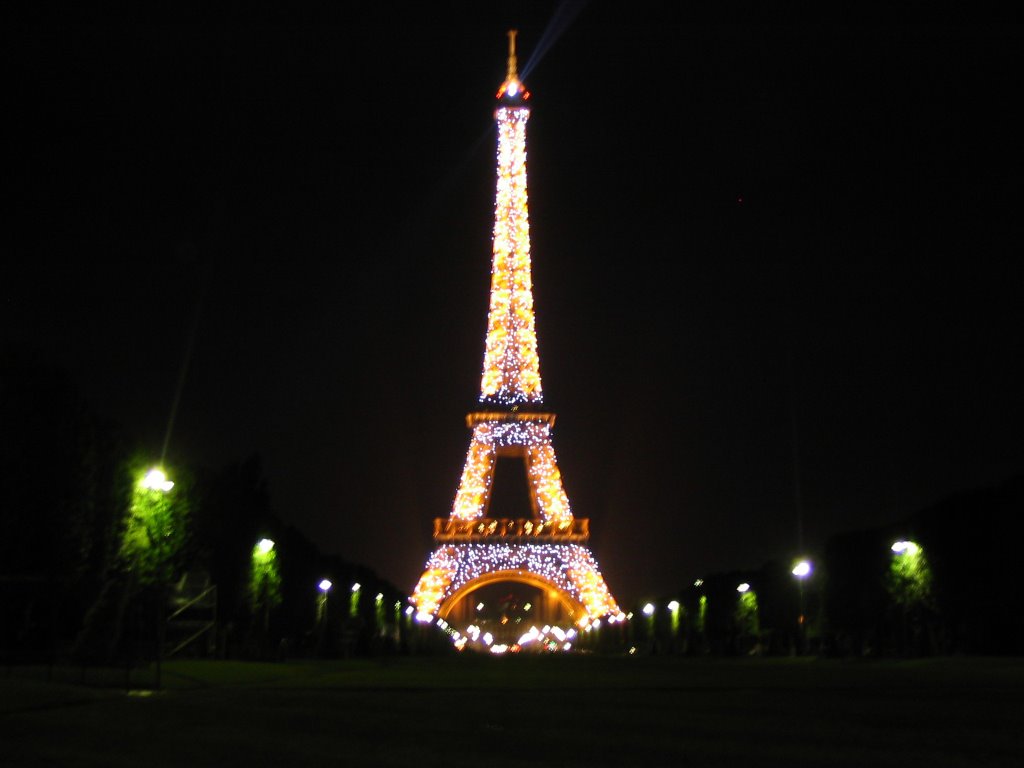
[434,516,589,542]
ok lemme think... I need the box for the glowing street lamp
[891,540,920,556]
[250,538,280,632]
[791,560,812,578]
[642,603,655,616]
[140,468,175,492]
[317,579,332,624]
[256,538,275,555]
[736,582,750,593]
[349,582,361,618]
[667,600,681,636]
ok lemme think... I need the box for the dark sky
[6,6,1024,606]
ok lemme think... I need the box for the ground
[2,655,1022,767]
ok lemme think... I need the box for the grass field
[2,655,1022,767]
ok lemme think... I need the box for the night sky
[6,7,1023,606]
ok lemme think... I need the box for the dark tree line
[1,347,423,667]
[626,473,1024,658]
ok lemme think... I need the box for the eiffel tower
[411,31,622,641]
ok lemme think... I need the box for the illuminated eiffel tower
[411,32,623,641]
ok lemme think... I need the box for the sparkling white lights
[409,39,622,643]
[480,106,542,405]
[410,543,621,623]
[451,419,572,525]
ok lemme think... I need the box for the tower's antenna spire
[497,29,528,102]
[506,29,518,80]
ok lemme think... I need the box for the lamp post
[735,583,761,655]
[134,466,175,691]
[888,539,931,655]
[318,579,332,624]
[791,559,812,655]
[252,538,277,633]
[350,582,361,619]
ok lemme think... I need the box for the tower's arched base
[412,543,622,649]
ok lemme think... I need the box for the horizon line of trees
[620,472,1024,658]
[4,345,1022,663]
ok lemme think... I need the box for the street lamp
[251,538,279,633]
[349,582,361,618]
[891,540,920,556]
[318,579,332,623]
[140,467,175,492]
[736,582,750,593]
[791,559,813,654]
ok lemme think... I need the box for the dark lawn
[2,655,1022,767]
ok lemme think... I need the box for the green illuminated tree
[249,539,282,632]
[886,543,934,610]
[886,541,935,655]
[735,589,761,654]
[119,464,190,586]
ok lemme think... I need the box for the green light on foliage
[350,583,361,618]
[668,600,681,634]
[887,540,933,608]
[697,595,707,634]
[735,589,760,637]
[250,538,282,624]
[120,465,188,586]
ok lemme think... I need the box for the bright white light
[415,612,434,623]
[891,540,920,556]
[518,628,539,645]
[351,582,361,592]
[405,606,414,616]
[668,600,680,611]
[483,632,494,646]
[642,603,655,616]
[256,538,274,555]
[318,579,332,592]
[694,579,704,587]
[792,561,812,578]
[490,644,509,654]
[141,468,174,492]
[476,602,484,611]
[737,583,750,593]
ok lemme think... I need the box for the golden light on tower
[481,30,541,405]
[411,31,622,642]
